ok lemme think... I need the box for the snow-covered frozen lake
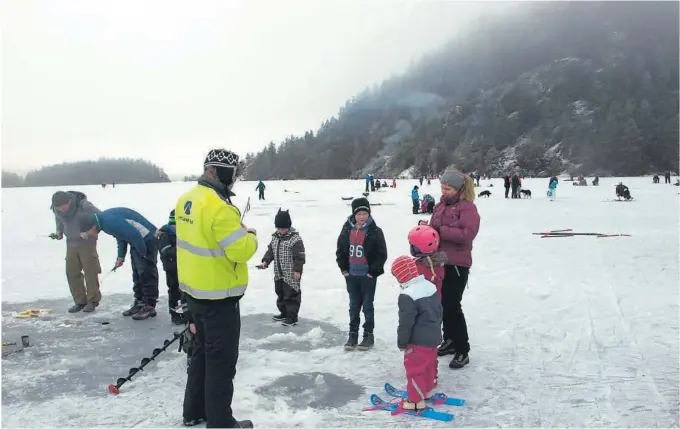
[2,176,678,427]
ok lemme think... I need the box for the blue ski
[384,382,466,406]
[364,393,454,422]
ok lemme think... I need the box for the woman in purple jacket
[419,169,480,369]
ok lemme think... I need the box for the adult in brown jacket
[51,191,102,313]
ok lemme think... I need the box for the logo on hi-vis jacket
[178,201,194,224]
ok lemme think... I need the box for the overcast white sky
[1,0,506,178]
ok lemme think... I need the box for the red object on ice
[108,384,120,395]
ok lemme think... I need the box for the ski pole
[108,326,189,395]
[240,197,251,222]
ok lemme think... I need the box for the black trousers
[164,268,182,311]
[258,190,265,200]
[427,201,435,214]
[346,275,376,333]
[184,295,241,428]
[504,186,510,198]
[412,199,420,214]
[441,265,470,355]
[130,240,159,306]
[275,279,301,320]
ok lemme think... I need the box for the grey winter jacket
[52,191,101,247]
[397,275,443,349]
[261,228,306,290]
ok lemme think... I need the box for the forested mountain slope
[244,2,679,179]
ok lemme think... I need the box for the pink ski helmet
[408,225,440,256]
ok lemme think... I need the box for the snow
[2,177,678,427]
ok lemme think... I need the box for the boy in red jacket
[407,225,447,299]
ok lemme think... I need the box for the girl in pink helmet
[391,255,443,412]
[408,225,448,299]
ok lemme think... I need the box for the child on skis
[407,225,448,299]
[257,209,306,326]
[155,209,185,325]
[392,255,443,412]
[336,198,388,351]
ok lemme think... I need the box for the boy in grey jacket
[392,255,443,412]
[51,191,102,313]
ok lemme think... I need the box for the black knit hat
[274,209,292,228]
[351,197,371,215]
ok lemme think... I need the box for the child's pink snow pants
[404,344,438,402]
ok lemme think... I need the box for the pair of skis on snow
[533,228,631,238]
[362,383,465,422]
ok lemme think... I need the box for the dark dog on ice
[520,189,532,198]
[478,190,492,198]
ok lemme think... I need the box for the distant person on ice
[616,182,633,201]
[175,148,257,428]
[411,185,420,214]
[548,177,558,201]
[257,209,306,327]
[419,169,480,369]
[79,208,159,320]
[51,191,102,314]
[336,197,388,352]
[155,209,185,325]
[503,174,511,198]
[511,172,521,198]
[255,180,266,200]
[392,255,443,412]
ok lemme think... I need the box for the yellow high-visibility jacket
[175,183,258,300]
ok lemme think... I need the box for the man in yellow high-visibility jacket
[176,148,257,428]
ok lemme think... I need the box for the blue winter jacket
[95,208,157,259]
[549,180,558,190]
[411,188,419,201]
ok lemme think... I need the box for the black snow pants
[258,190,265,200]
[511,185,519,199]
[504,185,510,198]
[130,240,159,306]
[441,265,470,355]
[164,269,182,311]
[275,279,301,320]
[412,199,420,214]
[184,295,241,428]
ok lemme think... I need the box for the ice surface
[1,177,678,427]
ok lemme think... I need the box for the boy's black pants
[165,268,182,311]
[412,199,420,214]
[441,265,470,355]
[346,275,376,333]
[275,279,301,320]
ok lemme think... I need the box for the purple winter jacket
[429,194,480,268]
